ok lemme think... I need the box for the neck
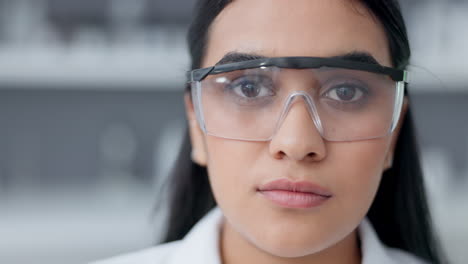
[220,219,362,264]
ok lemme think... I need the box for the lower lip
[258,190,330,209]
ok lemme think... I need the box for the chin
[259,241,329,258]
[250,232,333,258]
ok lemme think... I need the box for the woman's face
[187,0,405,259]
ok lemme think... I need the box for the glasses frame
[187,56,409,142]
[187,56,409,83]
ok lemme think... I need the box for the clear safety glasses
[187,57,408,142]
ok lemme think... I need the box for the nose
[269,96,327,162]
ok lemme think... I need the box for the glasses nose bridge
[275,91,324,137]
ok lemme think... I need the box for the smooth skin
[185,0,408,263]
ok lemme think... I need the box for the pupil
[336,87,355,101]
[241,82,259,97]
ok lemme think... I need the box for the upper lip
[257,178,333,197]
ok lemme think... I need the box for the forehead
[204,0,391,68]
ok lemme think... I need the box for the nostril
[306,152,320,160]
[274,151,286,159]
[274,150,319,161]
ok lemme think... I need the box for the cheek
[204,137,264,207]
[327,139,390,217]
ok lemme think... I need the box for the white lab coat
[91,207,427,264]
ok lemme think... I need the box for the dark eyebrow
[215,51,381,66]
[330,51,381,66]
[215,52,267,65]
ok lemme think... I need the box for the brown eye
[239,81,261,97]
[228,75,275,99]
[325,84,365,102]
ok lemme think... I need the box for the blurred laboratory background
[0,0,466,263]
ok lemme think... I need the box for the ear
[184,92,208,167]
[384,97,409,170]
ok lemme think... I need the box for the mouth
[257,178,333,209]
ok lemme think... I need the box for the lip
[257,178,333,209]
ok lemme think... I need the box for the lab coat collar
[166,207,223,264]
